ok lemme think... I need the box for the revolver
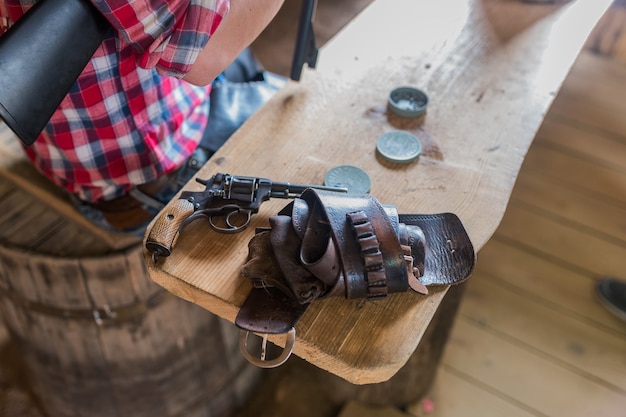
[145,173,346,260]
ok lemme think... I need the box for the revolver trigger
[226,209,252,230]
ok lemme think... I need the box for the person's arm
[183,0,285,86]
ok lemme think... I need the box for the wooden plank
[460,276,626,391]
[145,0,614,384]
[535,117,626,174]
[510,173,626,243]
[496,204,626,278]
[519,143,626,205]
[124,246,163,301]
[406,366,536,417]
[0,179,15,199]
[0,245,93,310]
[0,174,114,256]
[0,193,32,239]
[32,222,96,256]
[0,164,138,258]
[80,248,148,308]
[0,245,116,415]
[0,185,114,256]
[1,205,55,242]
[3,208,64,249]
[30,256,96,312]
[442,319,626,417]
[30,321,116,415]
[475,240,626,335]
[585,5,626,64]
[550,51,626,137]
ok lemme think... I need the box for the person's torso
[0,0,211,202]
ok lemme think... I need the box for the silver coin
[324,165,371,194]
[376,130,422,164]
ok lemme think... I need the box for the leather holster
[236,189,475,334]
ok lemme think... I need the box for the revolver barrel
[269,181,346,198]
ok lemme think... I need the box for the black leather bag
[200,49,286,154]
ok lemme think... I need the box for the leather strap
[299,190,409,299]
[398,213,474,286]
[236,286,308,335]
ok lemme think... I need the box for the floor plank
[537,116,626,170]
[497,203,626,278]
[520,142,626,206]
[430,46,626,417]
[510,173,626,242]
[461,277,626,392]
[406,366,537,417]
[475,240,626,336]
[549,52,626,137]
[443,319,626,417]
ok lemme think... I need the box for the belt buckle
[239,327,296,369]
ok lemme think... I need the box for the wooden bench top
[0,124,140,255]
[144,0,612,384]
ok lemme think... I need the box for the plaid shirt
[1,0,229,202]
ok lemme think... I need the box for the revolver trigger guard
[239,327,296,369]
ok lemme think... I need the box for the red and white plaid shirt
[0,0,229,202]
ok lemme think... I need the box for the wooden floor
[2,1,626,416]
[405,49,626,417]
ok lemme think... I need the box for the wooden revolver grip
[145,199,195,258]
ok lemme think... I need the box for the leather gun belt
[235,188,475,367]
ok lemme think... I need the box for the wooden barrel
[0,164,262,417]
[0,242,261,417]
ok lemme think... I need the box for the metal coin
[376,130,422,164]
[324,165,371,194]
